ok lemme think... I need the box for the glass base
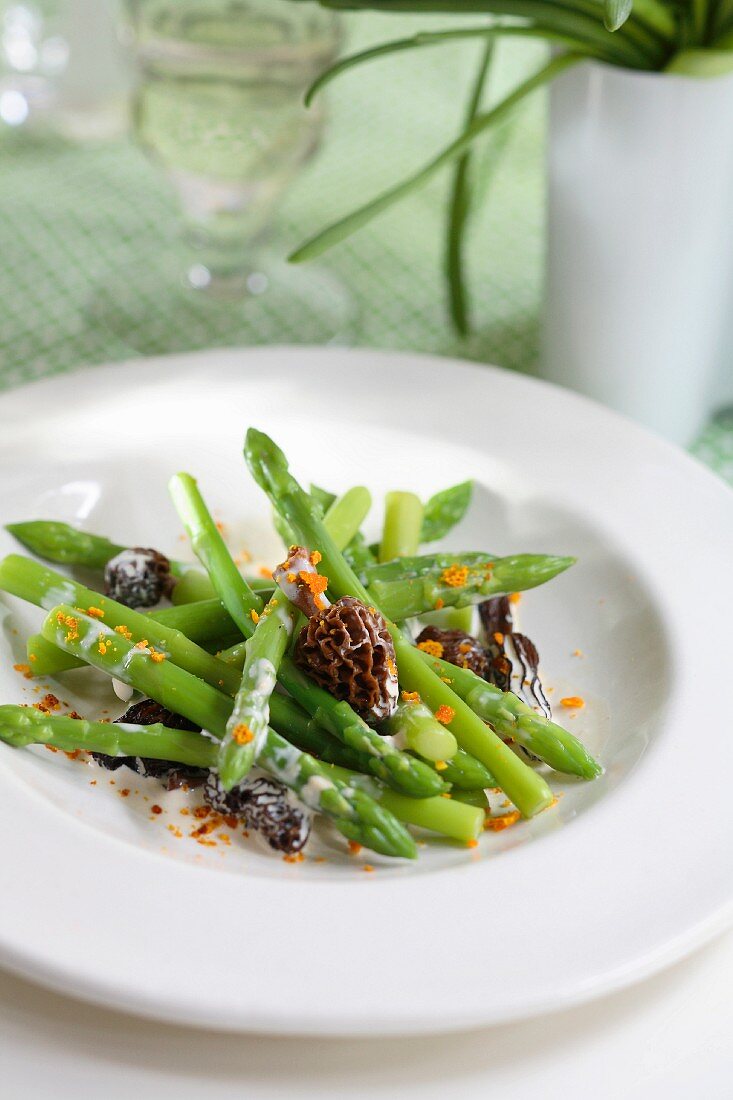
[88,247,357,356]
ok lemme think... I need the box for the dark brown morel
[104,547,174,608]
[415,624,489,679]
[205,773,311,854]
[295,595,398,722]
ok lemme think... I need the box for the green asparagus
[244,428,554,817]
[419,651,602,780]
[420,481,472,543]
[0,704,217,766]
[381,697,458,762]
[379,491,423,562]
[218,596,296,791]
[6,519,186,574]
[168,475,445,798]
[39,605,417,859]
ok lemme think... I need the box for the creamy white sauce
[112,678,134,703]
[299,774,334,807]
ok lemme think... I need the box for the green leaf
[604,0,633,32]
[446,37,495,336]
[421,481,473,543]
[289,53,580,264]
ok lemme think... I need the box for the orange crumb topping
[441,563,469,588]
[401,690,420,704]
[135,639,149,650]
[231,724,254,746]
[560,696,585,709]
[250,610,260,624]
[299,571,328,599]
[348,841,362,856]
[485,810,521,832]
[417,639,444,659]
[466,839,479,849]
[86,607,105,619]
[310,550,322,566]
[149,649,166,664]
[286,572,296,584]
[509,592,521,605]
[386,656,397,677]
[56,611,79,642]
[115,624,133,640]
[434,704,455,725]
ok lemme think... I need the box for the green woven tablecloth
[0,13,731,483]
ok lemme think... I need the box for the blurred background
[0,0,731,480]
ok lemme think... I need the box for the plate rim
[0,344,731,1036]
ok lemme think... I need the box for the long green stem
[421,651,602,778]
[5,519,187,574]
[0,705,217,767]
[219,596,295,791]
[39,606,416,859]
[244,429,554,818]
[379,491,424,562]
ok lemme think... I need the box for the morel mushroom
[415,624,489,679]
[295,595,398,722]
[104,547,175,608]
[205,772,312,854]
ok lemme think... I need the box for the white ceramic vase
[542,61,733,444]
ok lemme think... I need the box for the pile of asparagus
[0,429,601,861]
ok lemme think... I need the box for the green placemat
[0,13,731,484]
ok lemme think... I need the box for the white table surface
[1,930,730,1099]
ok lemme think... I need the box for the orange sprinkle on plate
[560,696,585,709]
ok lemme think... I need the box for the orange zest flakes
[362,864,375,873]
[434,597,445,610]
[167,824,183,838]
[13,663,32,679]
[310,550,322,566]
[258,565,273,579]
[34,693,60,714]
[347,841,362,856]
[417,639,444,659]
[457,642,471,654]
[560,695,585,709]
[85,606,105,619]
[283,851,305,863]
[572,649,584,658]
[386,656,397,678]
[299,570,328,599]
[509,592,521,605]
[434,760,448,771]
[97,633,109,656]
[485,810,521,832]
[56,611,79,642]
[286,572,297,584]
[119,788,130,798]
[231,723,254,746]
[250,609,260,625]
[492,632,505,645]
[401,690,420,704]
[466,839,479,849]
[149,648,166,664]
[234,548,251,566]
[150,804,163,815]
[115,624,133,640]
[441,563,469,588]
[434,704,455,725]
[135,638,149,650]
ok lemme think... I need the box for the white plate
[0,346,730,1036]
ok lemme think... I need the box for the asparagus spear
[368,554,575,620]
[379,491,424,562]
[244,428,553,818]
[218,596,296,791]
[168,476,444,798]
[0,705,479,843]
[418,651,602,779]
[0,554,242,694]
[5,520,187,574]
[380,697,458,762]
[0,704,217,766]
[39,606,416,860]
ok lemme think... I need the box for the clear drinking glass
[92,0,351,351]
